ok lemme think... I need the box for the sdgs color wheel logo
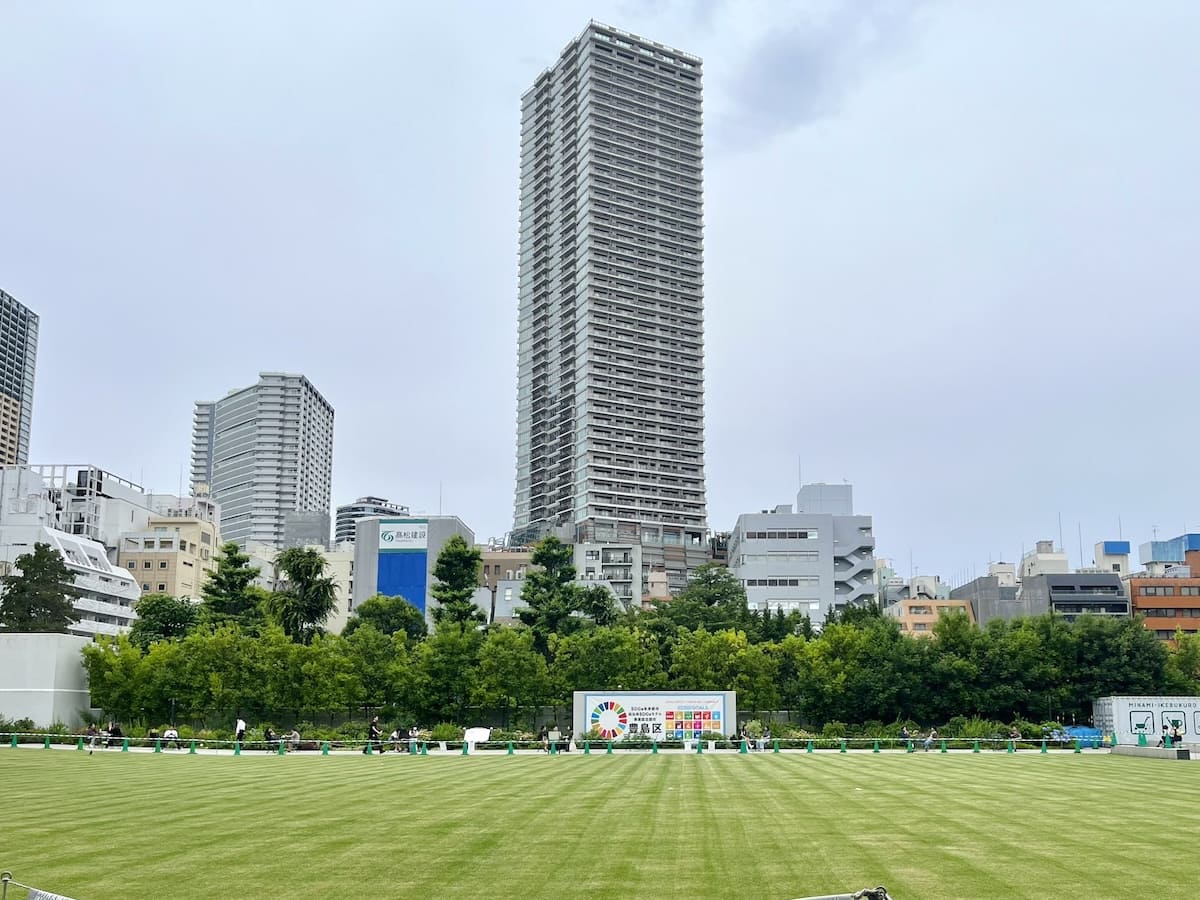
[590,701,629,739]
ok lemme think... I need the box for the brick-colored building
[887,597,975,636]
[1129,563,1200,642]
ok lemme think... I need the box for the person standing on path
[235,717,247,746]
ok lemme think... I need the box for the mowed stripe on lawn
[2,750,1198,899]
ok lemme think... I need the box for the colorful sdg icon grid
[667,709,720,739]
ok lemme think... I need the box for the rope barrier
[0,730,1131,754]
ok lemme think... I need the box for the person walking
[365,716,382,755]
[86,723,99,755]
[235,717,247,746]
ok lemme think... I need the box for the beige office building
[118,497,221,600]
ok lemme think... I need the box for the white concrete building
[728,484,875,622]
[1019,540,1070,578]
[335,497,408,545]
[0,526,140,637]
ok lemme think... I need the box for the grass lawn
[2,748,1197,899]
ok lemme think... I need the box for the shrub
[429,722,463,742]
[820,721,847,739]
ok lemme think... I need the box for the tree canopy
[200,543,263,630]
[128,593,199,649]
[430,535,485,626]
[343,593,427,646]
[0,542,78,633]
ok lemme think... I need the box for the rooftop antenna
[1077,521,1084,570]
[438,482,443,516]
[1058,512,1064,552]
[1118,515,1123,540]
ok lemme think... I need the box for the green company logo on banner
[378,519,429,552]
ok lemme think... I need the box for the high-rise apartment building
[335,496,410,545]
[191,372,334,549]
[512,23,707,597]
[0,289,39,465]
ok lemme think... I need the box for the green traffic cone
[1137,732,1148,747]
[189,740,197,754]
[1165,735,1173,749]
[872,740,880,753]
[76,737,84,751]
[839,739,847,754]
[583,741,590,755]
[806,739,814,753]
[233,741,240,756]
[773,739,780,754]
[277,741,286,756]
[906,741,915,754]
[696,738,702,754]
[121,738,129,752]
[939,740,947,753]
[1040,740,1047,754]
[409,740,417,755]
[739,739,749,754]
[1074,739,1082,754]
[651,741,658,754]
[972,739,980,754]
[1111,733,1119,748]
[462,741,470,756]
[155,739,162,754]
[10,733,17,748]
[507,741,514,755]
[420,742,427,756]
[606,741,613,755]
[364,741,372,755]
[321,742,330,756]
[1006,740,1014,754]
[43,735,50,749]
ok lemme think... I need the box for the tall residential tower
[512,23,707,600]
[0,289,39,465]
[191,372,334,549]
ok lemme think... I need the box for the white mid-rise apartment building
[192,372,334,549]
[0,466,141,636]
[512,22,708,598]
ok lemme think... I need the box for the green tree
[668,628,779,710]
[200,542,264,630]
[550,625,666,696]
[638,563,753,636]
[128,593,199,649]
[412,623,482,723]
[577,583,619,627]
[344,623,411,711]
[270,547,338,643]
[343,593,428,646]
[81,634,146,722]
[517,536,583,654]
[473,627,551,727]
[430,535,485,626]
[1166,630,1200,693]
[0,542,78,632]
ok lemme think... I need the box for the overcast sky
[3,1,1198,584]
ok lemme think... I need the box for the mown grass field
[2,748,1197,899]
